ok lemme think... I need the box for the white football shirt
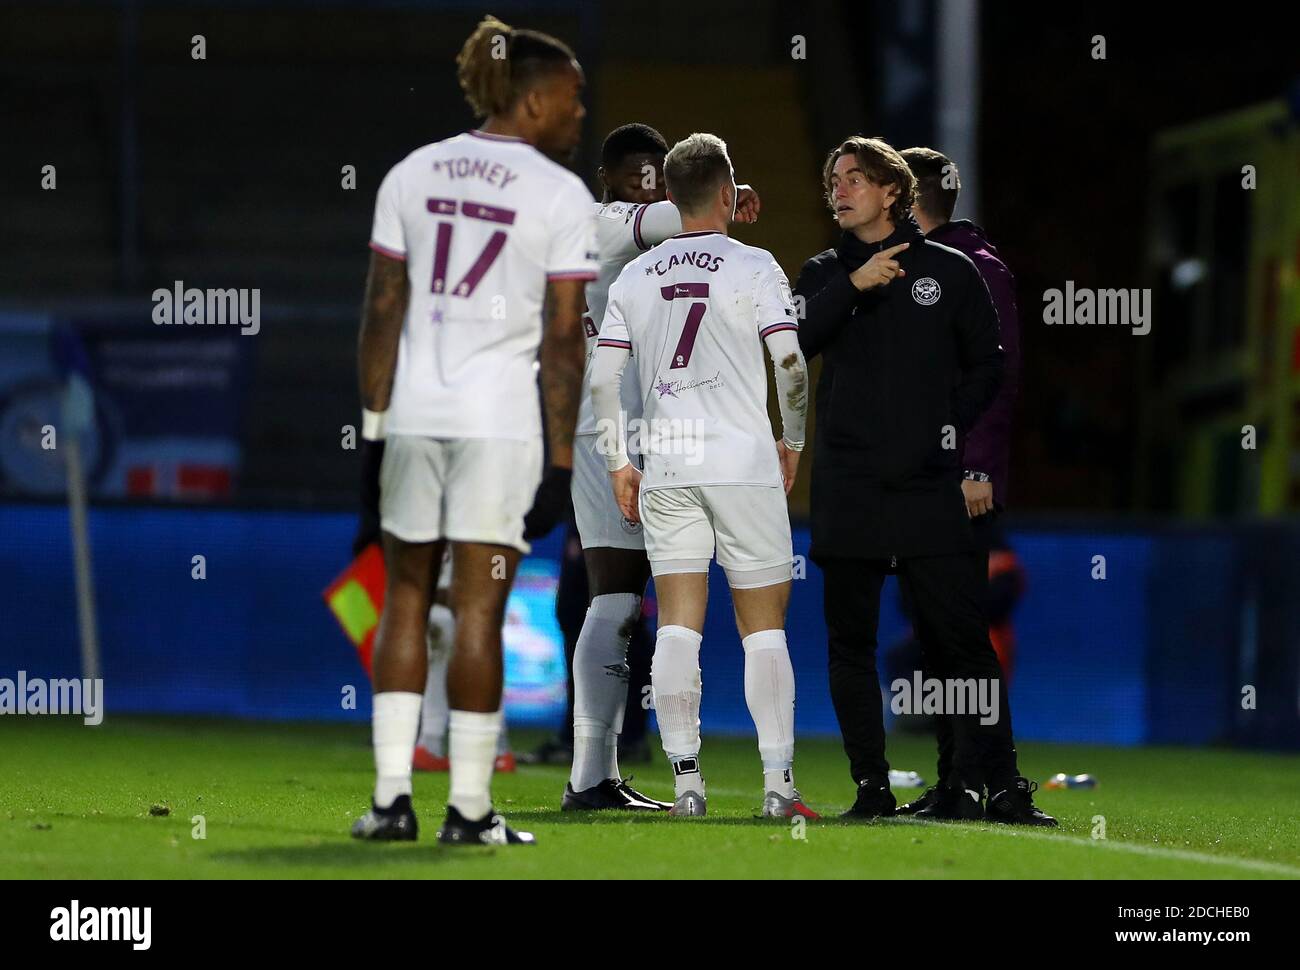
[369,130,598,441]
[575,200,683,436]
[597,231,798,491]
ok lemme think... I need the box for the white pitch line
[559,775,1300,876]
[891,817,1300,877]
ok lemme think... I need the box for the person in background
[893,147,1025,817]
[794,135,1053,826]
[521,516,659,766]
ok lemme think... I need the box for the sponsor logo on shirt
[653,371,724,398]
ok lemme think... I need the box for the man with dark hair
[900,146,961,224]
[598,122,671,202]
[900,147,1019,520]
[794,135,1054,825]
[350,14,594,847]
[896,146,1026,818]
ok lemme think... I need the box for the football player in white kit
[589,133,816,819]
[562,124,762,811]
[351,16,594,846]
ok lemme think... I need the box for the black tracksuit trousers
[926,516,1012,789]
[822,547,1019,791]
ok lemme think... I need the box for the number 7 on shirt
[662,282,709,369]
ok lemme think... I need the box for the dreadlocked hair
[456,14,576,119]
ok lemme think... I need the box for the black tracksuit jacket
[794,216,1004,561]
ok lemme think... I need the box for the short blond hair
[664,133,733,215]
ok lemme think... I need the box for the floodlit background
[2,0,1298,750]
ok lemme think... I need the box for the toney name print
[429,155,519,191]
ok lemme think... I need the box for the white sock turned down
[570,592,640,791]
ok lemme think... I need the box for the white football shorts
[379,434,542,554]
[571,432,645,551]
[638,484,792,588]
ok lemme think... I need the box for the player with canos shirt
[588,133,815,818]
[562,123,762,811]
[351,15,594,847]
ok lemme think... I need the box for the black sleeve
[794,255,859,360]
[951,262,1005,434]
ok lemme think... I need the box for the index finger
[883,242,909,256]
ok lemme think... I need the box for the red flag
[322,543,386,675]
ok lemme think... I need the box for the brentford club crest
[911,277,941,305]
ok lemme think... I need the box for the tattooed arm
[519,276,587,540]
[538,277,587,470]
[357,250,409,414]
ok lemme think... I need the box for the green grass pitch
[4,716,1298,879]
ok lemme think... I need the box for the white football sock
[764,766,795,799]
[604,733,621,784]
[417,604,454,755]
[671,755,705,798]
[448,709,502,822]
[651,624,703,794]
[372,691,422,808]
[742,629,796,797]
[569,593,640,791]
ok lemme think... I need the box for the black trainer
[896,784,947,816]
[562,777,671,811]
[841,779,897,819]
[911,783,984,821]
[436,805,536,846]
[351,794,418,841]
[986,777,1058,827]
